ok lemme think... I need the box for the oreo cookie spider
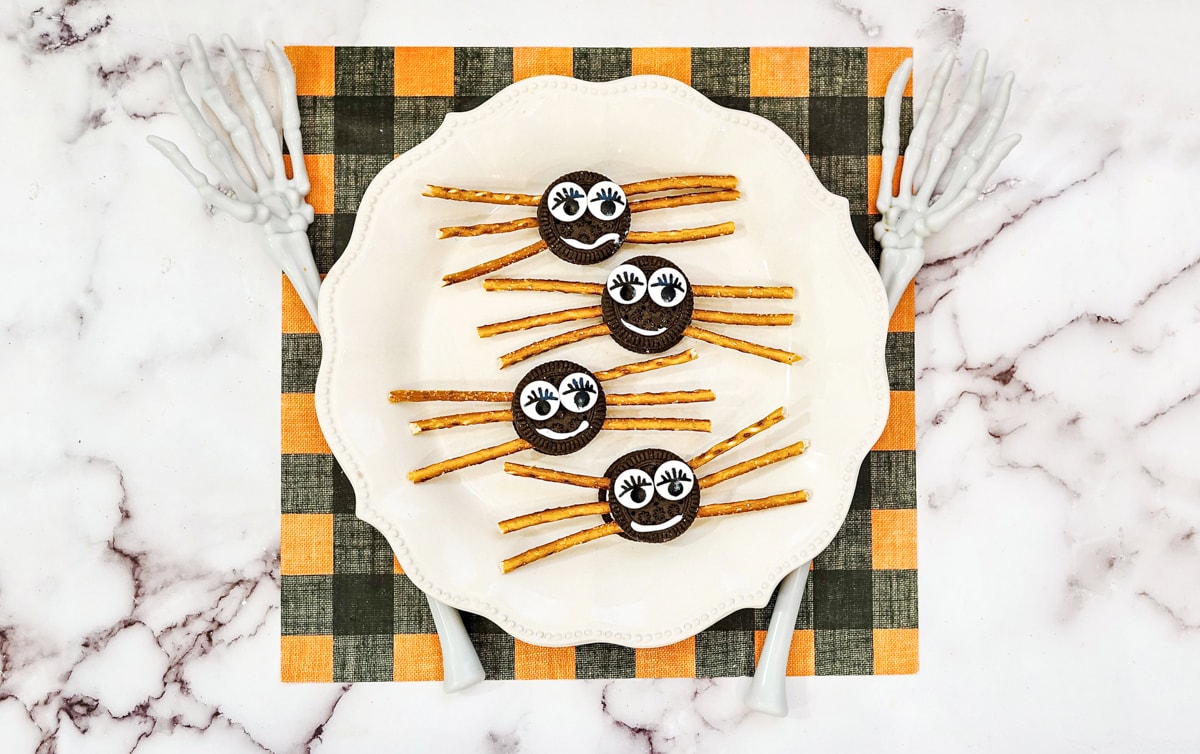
[425,171,741,285]
[390,350,716,483]
[478,255,802,367]
[496,407,809,572]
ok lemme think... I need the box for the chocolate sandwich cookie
[511,360,607,455]
[601,448,700,543]
[600,255,695,354]
[537,171,631,265]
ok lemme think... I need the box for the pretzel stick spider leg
[499,491,810,572]
[411,398,712,434]
[392,349,705,437]
[626,222,735,245]
[688,407,787,470]
[501,522,622,573]
[592,350,697,381]
[442,222,736,286]
[438,190,742,239]
[696,440,809,490]
[442,240,548,286]
[498,324,612,369]
[424,176,739,207]
[681,326,802,365]
[482,279,793,299]
[408,439,532,484]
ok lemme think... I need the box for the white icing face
[519,380,560,422]
[648,267,689,308]
[653,460,695,500]
[558,372,599,413]
[586,180,627,220]
[546,181,587,222]
[606,264,648,305]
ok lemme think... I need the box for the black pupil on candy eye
[652,273,684,303]
[525,387,555,417]
[562,378,596,409]
[593,187,625,216]
[659,467,689,496]
[552,187,583,216]
[621,478,650,503]
[610,271,642,303]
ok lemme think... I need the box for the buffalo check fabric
[279,47,917,682]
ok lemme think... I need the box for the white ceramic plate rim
[315,75,890,647]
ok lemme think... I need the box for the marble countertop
[3,1,1198,751]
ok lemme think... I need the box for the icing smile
[535,421,590,440]
[619,319,668,337]
[630,515,684,534]
[561,232,622,251]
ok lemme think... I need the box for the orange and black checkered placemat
[279,47,916,682]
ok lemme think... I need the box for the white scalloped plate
[315,75,889,648]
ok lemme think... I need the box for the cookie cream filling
[630,515,684,533]
[619,319,668,337]
[561,232,622,250]
[535,421,589,440]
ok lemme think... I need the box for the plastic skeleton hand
[875,50,1021,313]
[147,35,320,323]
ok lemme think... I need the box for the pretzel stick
[443,240,548,286]
[683,325,801,365]
[629,189,740,213]
[692,310,794,326]
[626,222,735,244]
[605,390,715,406]
[477,306,602,338]
[501,522,621,573]
[689,407,787,470]
[504,462,610,489]
[593,350,697,382]
[439,217,538,239]
[697,440,809,490]
[696,490,809,518]
[408,438,532,484]
[482,278,603,295]
[424,185,540,206]
[498,324,611,369]
[692,284,795,299]
[390,389,513,403]
[410,410,512,434]
[498,502,610,533]
[622,175,739,195]
[602,417,711,432]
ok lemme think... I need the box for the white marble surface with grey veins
[2,1,1197,751]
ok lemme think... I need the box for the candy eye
[587,181,627,220]
[519,380,560,421]
[613,469,654,509]
[547,181,587,222]
[653,460,695,501]
[648,267,689,308]
[606,264,647,305]
[558,372,599,413]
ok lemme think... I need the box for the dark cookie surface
[537,170,631,265]
[601,448,700,543]
[511,360,607,455]
[600,255,694,354]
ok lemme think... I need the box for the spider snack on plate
[497,407,809,572]
[392,350,716,483]
[479,255,800,367]
[426,172,740,284]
